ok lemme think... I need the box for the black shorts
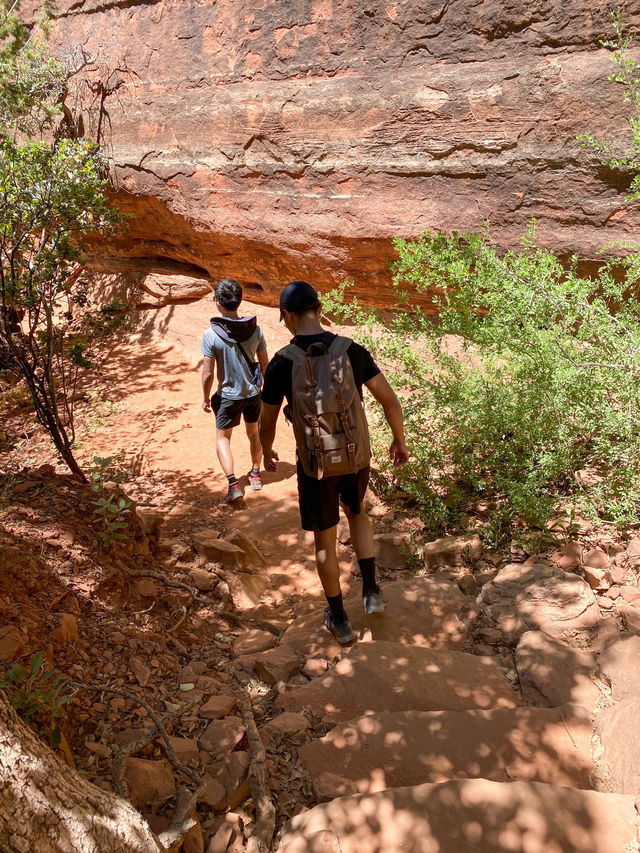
[213,393,261,430]
[297,460,370,532]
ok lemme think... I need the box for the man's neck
[219,309,240,320]
[293,317,324,336]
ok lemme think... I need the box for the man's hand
[263,448,279,471]
[202,399,211,413]
[389,440,409,468]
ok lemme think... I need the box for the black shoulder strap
[235,341,254,370]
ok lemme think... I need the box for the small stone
[254,646,302,685]
[582,565,613,591]
[456,574,478,596]
[207,822,234,853]
[124,757,176,808]
[130,656,151,687]
[0,625,25,661]
[182,817,205,853]
[84,741,112,758]
[260,711,310,744]
[180,683,196,692]
[312,771,357,802]
[625,536,640,566]
[199,717,246,757]
[136,510,163,537]
[549,541,582,572]
[52,613,79,645]
[193,532,245,567]
[168,736,200,765]
[199,695,237,720]
[228,573,269,610]
[159,537,193,562]
[583,548,610,571]
[224,528,266,569]
[302,658,329,678]
[188,568,218,592]
[232,629,277,657]
[206,752,250,810]
[200,773,227,811]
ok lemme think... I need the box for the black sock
[358,557,379,596]
[326,593,347,623]
[227,474,238,486]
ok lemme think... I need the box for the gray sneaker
[363,588,385,615]
[224,483,243,503]
[323,607,355,645]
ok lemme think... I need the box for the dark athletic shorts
[212,393,261,430]
[297,460,370,532]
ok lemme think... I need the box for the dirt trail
[89,297,355,600]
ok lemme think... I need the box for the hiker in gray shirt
[201,279,269,503]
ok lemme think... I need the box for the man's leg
[343,498,383,612]
[244,420,262,471]
[313,525,341,597]
[215,426,235,476]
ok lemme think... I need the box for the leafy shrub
[322,225,640,541]
[0,651,75,747]
[90,455,131,547]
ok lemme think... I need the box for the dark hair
[214,278,242,310]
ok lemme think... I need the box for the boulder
[276,641,518,723]
[297,705,593,792]
[598,697,640,796]
[276,779,639,853]
[598,634,640,701]
[423,535,482,570]
[475,562,599,646]
[515,630,599,711]
[282,576,475,659]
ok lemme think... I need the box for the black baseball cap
[279,281,320,315]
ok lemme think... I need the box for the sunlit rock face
[28,1,640,306]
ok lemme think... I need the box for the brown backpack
[278,336,371,479]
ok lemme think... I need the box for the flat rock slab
[282,576,476,659]
[515,630,600,711]
[297,705,593,793]
[276,778,638,853]
[598,634,640,701]
[276,641,518,722]
[476,562,599,646]
[598,697,640,796]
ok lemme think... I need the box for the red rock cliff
[31,1,640,305]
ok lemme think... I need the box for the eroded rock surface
[29,1,640,305]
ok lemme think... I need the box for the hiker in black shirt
[260,281,409,645]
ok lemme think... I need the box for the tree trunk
[0,697,162,853]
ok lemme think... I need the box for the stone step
[297,704,594,793]
[281,576,477,658]
[276,640,519,722]
[275,778,638,853]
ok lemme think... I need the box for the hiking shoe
[248,470,263,491]
[363,588,385,615]
[224,483,243,503]
[323,607,355,645]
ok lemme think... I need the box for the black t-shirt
[261,331,381,408]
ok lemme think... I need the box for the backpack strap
[327,337,358,474]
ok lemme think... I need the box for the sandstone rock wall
[31,0,640,305]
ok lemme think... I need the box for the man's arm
[202,355,214,412]
[259,401,281,470]
[257,347,269,374]
[364,372,409,467]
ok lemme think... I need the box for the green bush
[322,225,640,542]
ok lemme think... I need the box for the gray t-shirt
[201,325,266,400]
